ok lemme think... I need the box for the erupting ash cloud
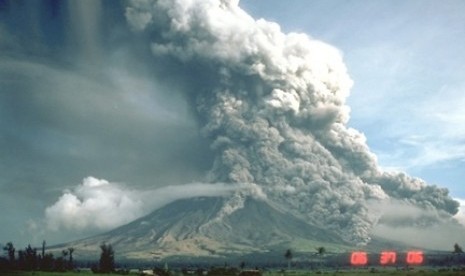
[125,0,459,244]
[455,199,465,227]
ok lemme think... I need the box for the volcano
[58,196,359,261]
[40,0,461,259]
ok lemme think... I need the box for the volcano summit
[60,196,352,260]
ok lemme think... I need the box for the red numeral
[406,251,423,265]
[350,251,368,266]
[380,251,396,265]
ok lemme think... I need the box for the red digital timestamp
[350,251,424,266]
[350,251,368,265]
[406,251,424,265]
[380,251,396,265]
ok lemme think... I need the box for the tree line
[0,241,115,273]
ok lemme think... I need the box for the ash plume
[125,0,459,244]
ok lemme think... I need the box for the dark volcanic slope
[61,196,350,260]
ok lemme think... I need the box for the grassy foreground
[4,268,465,276]
[0,272,110,276]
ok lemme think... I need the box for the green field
[0,271,104,276]
[0,272,115,276]
[4,268,465,276]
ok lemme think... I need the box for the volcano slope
[59,196,360,261]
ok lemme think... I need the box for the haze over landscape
[1,0,464,255]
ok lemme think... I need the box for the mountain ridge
[51,196,419,262]
[53,196,356,260]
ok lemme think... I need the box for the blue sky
[241,0,465,198]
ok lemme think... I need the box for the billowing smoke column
[125,0,459,244]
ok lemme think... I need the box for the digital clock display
[350,251,424,266]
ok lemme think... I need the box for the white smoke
[45,177,145,231]
[45,176,261,232]
[125,0,459,244]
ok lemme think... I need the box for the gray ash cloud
[125,0,458,244]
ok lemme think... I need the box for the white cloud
[45,177,145,231]
[44,176,257,232]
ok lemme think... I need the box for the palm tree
[316,246,326,268]
[62,250,68,259]
[68,247,74,269]
[284,249,292,270]
[317,246,326,255]
[41,240,46,258]
[99,243,115,273]
[3,242,15,264]
[453,243,463,254]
